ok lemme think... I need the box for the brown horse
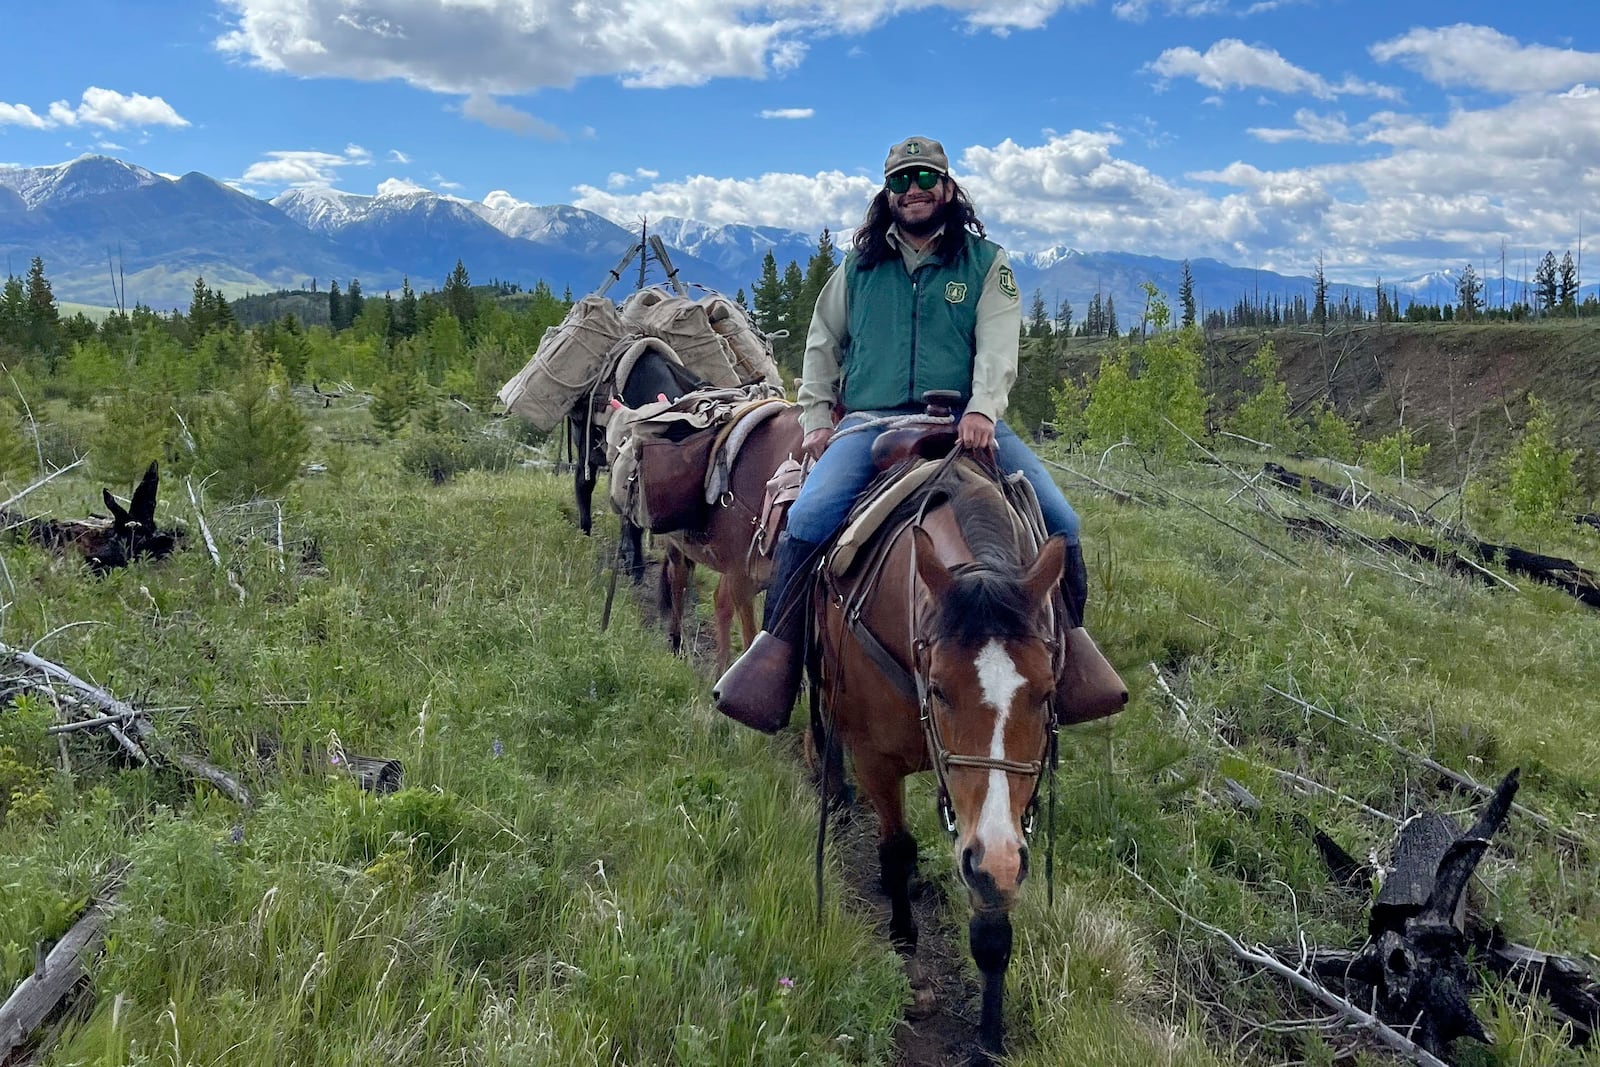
[657,406,803,675]
[813,455,1067,1061]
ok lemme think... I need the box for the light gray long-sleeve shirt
[795,226,1022,434]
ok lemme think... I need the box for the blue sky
[3,0,1599,283]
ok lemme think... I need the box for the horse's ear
[1022,535,1068,611]
[912,526,954,598]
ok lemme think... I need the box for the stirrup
[1057,627,1128,724]
[713,631,802,733]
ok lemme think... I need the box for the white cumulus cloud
[0,88,188,131]
[214,0,1093,107]
[1247,109,1354,144]
[1148,39,1400,100]
[236,144,373,188]
[1371,24,1600,94]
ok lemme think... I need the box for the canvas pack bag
[620,288,765,389]
[699,293,782,387]
[497,294,626,431]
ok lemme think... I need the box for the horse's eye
[928,684,948,704]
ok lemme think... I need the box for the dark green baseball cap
[884,136,949,178]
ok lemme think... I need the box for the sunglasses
[886,169,943,194]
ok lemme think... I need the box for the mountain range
[2,154,1588,318]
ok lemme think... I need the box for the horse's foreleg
[856,759,917,954]
[880,829,919,955]
[969,911,1013,1060]
[574,462,595,536]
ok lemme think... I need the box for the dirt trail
[624,554,984,1066]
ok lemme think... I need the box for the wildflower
[492,739,505,758]
[230,825,245,844]
[778,977,794,995]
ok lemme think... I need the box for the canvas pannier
[700,294,782,387]
[497,294,626,431]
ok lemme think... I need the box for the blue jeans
[785,412,1081,546]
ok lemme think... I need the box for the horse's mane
[926,478,1040,647]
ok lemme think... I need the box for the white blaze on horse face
[973,639,1025,852]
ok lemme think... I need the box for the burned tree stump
[5,461,180,573]
[1325,770,1522,1056]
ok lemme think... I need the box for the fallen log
[0,868,124,1062]
[1268,464,1600,610]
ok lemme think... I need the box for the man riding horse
[715,135,1125,730]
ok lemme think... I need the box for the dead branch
[184,478,222,567]
[1264,684,1576,844]
[1125,861,1452,1067]
[1,645,250,807]
[1037,456,1147,506]
[0,865,125,1061]
[0,459,84,514]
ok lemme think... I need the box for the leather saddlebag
[638,428,718,533]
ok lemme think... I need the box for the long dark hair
[851,177,988,271]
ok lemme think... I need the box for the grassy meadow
[1,393,1598,1066]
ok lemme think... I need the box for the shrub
[199,363,310,502]
[1507,396,1577,527]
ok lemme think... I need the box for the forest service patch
[998,265,1018,299]
[945,281,968,303]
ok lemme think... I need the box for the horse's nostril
[961,845,980,883]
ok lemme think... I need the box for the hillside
[1032,320,1600,488]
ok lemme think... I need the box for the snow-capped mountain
[650,217,818,277]
[1017,245,1081,271]
[0,155,165,210]
[472,194,632,255]
[269,186,379,233]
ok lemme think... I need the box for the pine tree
[1179,259,1196,329]
[777,259,807,375]
[328,279,344,332]
[1456,264,1482,320]
[1028,289,1049,337]
[1558,251,1578,314]
[1055,297,1073,341]
[189,276,213,337]
[1083,293,1103,337]
[1535,251,1558,314]
[23,257,58,357]
[443,260,475,326]
[397,277,418,339]
[347,278,365,325]
[1375,277,1391,323]
[201,362,310,502]
[1104,295,1118,338]
[735,288,748,311]
[0,275,24,349]
[209,287,237,332]
[751,251,784,334]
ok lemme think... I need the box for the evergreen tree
[1375,277,1391,323]
[189,276,213,337]
[1179,259,1196,329]
[369,372,419,436]
[328,279,344,332]
[735,288,748,311]
[347,277,365,325]
[1055,297,1073,341]
[23,257,58,357]
[1083,292,1103,337]
[1535,251,1559,313]
[443,260,475,326]
[397,277,418,339]
[1456,264,1482,320]
[201,362,310,502]
[0,275,24,349]
[751,251,784,334]
[1028,289,1049,337]
[777,259,806,374]
[1558,251,1578,313]
[1104,295,1118,338]
[209,287,237,332]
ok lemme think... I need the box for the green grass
[2,401,1598,1065]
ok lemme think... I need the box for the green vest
[840,233,999,413]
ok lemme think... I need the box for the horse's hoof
[906,983,938,1020]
